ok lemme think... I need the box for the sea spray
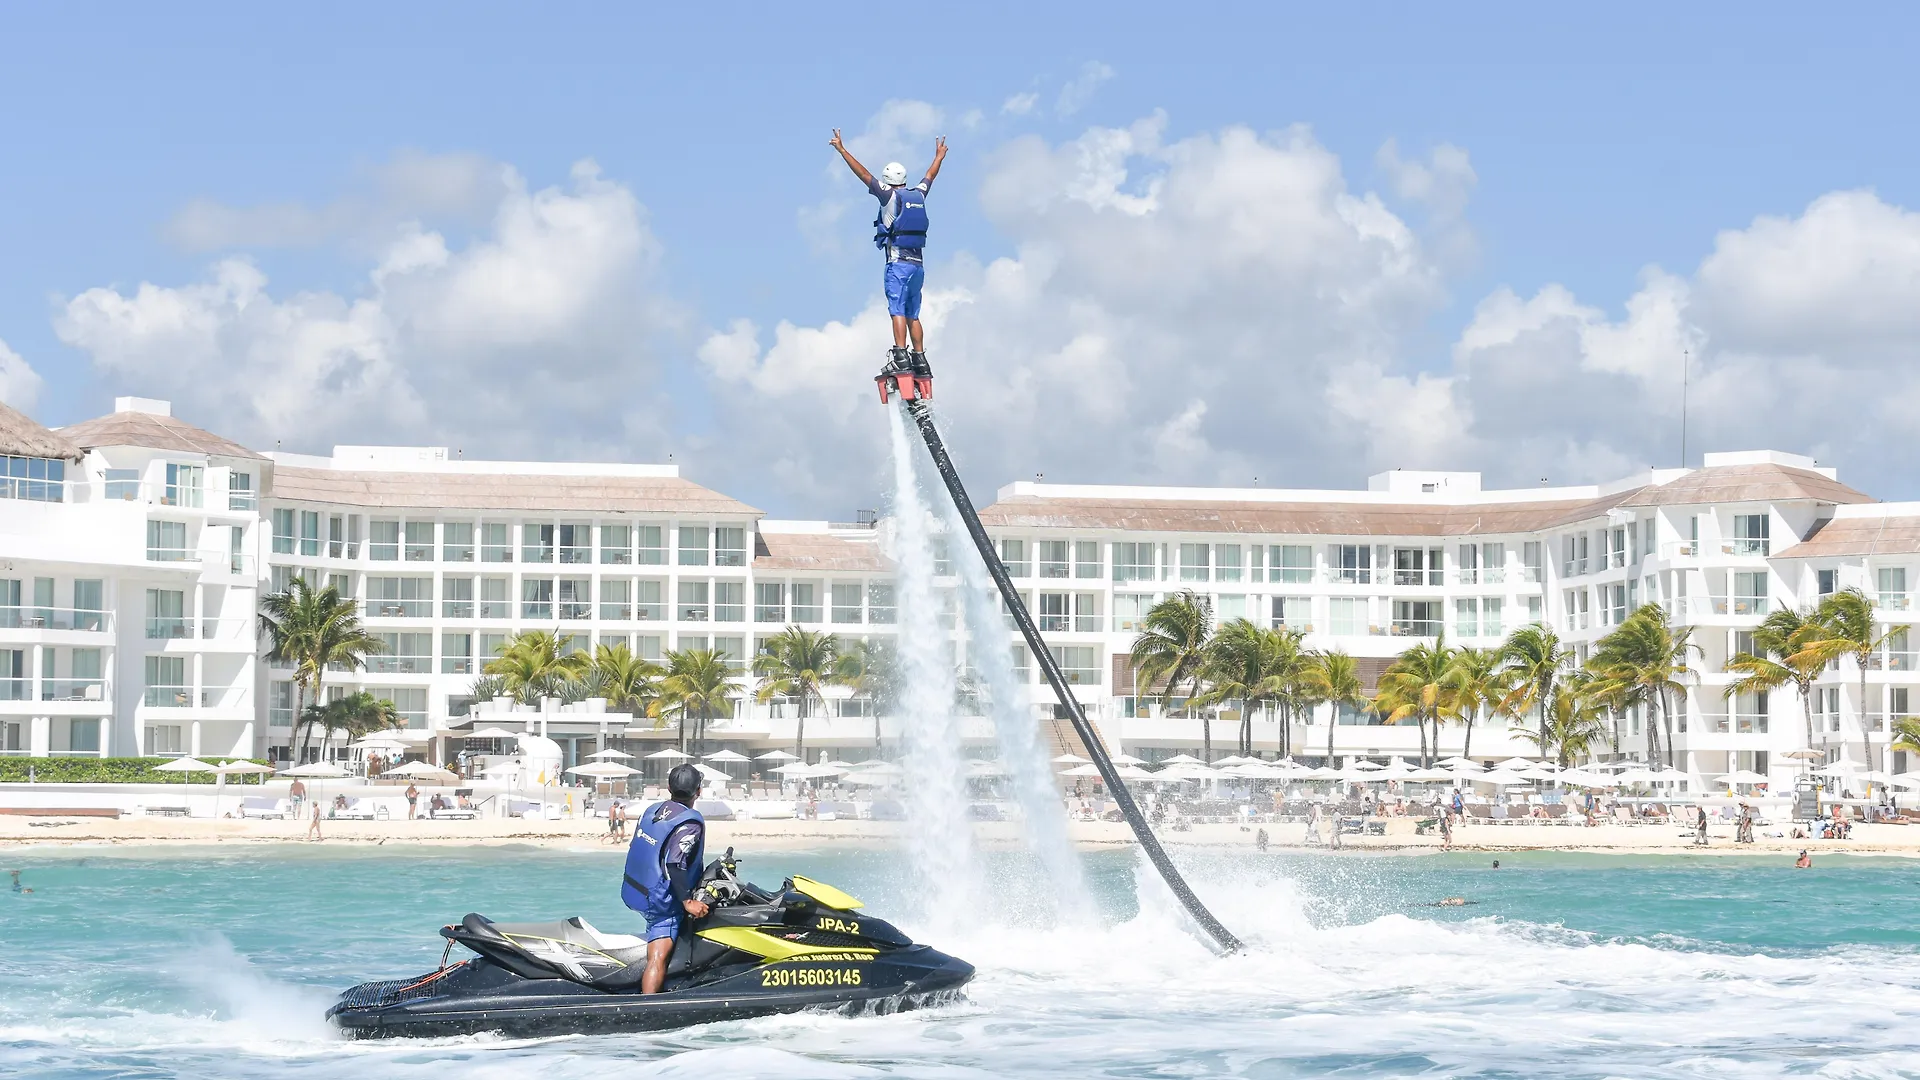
[884,407,978,929]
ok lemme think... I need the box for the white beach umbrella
[1612,767,1660,785]
[693,763,732,783]
[1402,768,1456,783]
[1060,763,1104,777]
[1051,753,1089,764]
[1374,762,1417,778]
[1881,774,1920,790]
[465,727,523,741]
[755,750,800,762]
[588,748,633,760]
[381,760,459,783]
[1305,766,1341,779]
[1779,749,1827,762]
[771,762,817,775]
[1437,756,1478,768]
[155,757,217,775]
[1227,763,1279,779]
[1160,753,1204,766]
[843,772,898,787]
[1347,759,1386,771]
[1476,769,1532,787]
[278,761,349,778]
[645,748,693,761]
[1114,765,1157,781]
[213,760,274,776]
[821,759,862,771]
[1109,753,1147,766]
[1718,769,1771,786]
[1490,757,1537,770]
[567,761,640,779]
[857,761,903,775]
[1556,769,1615,788]
[1211,755,1254,767]
[704,750,751,763]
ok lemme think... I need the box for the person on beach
[1439,809,1453,850]
[1693,805,1709,847]
[829,128,948,383]
[621,764,710,995]
[289,778,306,817]
[1737,804,1755,844]
[405,783,419,820]
[307,803,323,842]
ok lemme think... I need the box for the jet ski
[326,849,973,1038]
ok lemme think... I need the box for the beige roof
[0,401,83,461]
[752,530,892,572]
[978,490,1642,538]
[268,465,759,516]
[1617,463,1870,508]
[59,410,264,460]
[1779,515,1920,559]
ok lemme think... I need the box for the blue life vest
[620,800,705,914]
[873,185,929,251]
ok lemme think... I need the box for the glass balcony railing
[40,679,106,702]
[0,608,111,632]
[1879,592,1913,612]
[227,492,257,511]
[0,678,31,701]
[366,656,432,674]
[146,617,193,640]
[1730,538,1770,556]
[146,547,197,563]
[366,601,431,618]
[144,685,193,707]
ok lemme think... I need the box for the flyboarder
[828,128,946,402]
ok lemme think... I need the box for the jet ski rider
[829,128,947,384]
[621,763,711,994]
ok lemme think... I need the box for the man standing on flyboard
[829,128,947,400]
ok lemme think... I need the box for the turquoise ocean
[3,844,1918,1078]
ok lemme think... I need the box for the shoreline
[5,815,1915,859]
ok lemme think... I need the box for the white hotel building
[2,395,1917,787]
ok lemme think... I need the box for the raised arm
[829,129,874,188]
[924,136,948,184]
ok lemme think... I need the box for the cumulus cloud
[1001,92,1039,116]
[1056,61,1116,117]
[59,160,680,460]
[0,338,45,411]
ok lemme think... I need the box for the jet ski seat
[472,915,653,967]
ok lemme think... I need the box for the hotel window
[679,633,710,654]
[72,580,104,630]
[404,521,433,562]
[226,470,254,510]
[1217,594,1246,621]
[480,522,512,563]
[1329,545,1370,585]
[679,580,711,622]
[713,636,746,672]
[1526,595,1542,623]
[755,582,786,623]
[479,633,509,665]
[479,577,510,619]
[368,576,432,618]
[1113,594,1154,632]
[1215,545,1243,583]
[1521,541,1543,583]
[1455,598,1479,638]
[790,582,821,623]
[441,522,474,562]
[865,582,894,624]
[1074,592,1101,632]
[634,634,664,661]
[710,581,743,622]
[1393,600,1442,637]
[1328,597,1366,637]
[0,454,67,502]
[600,579,632,621]
[1605,583,1628,626]
[293,510,318,557]
[715,527,747,568]
[1626,522,1640,563]
[1878,567,1907,609]
[147,519,189,561]
[521,578,554,620]
[373,687,428,729]
[143,655,187,707]
[600,524,632,564]
[1733,514,1770,556]
[1733,571,1769,616]
[442,633,473,674]
[1271,596,1311,631]
[442,576,474,619]
[1481,598,1503,637]
[272,509,296,554]
[831,583,864,624]
[932,536,952,576]
[1001,539,1030,578]
[371,632,432,674]
[163,463,203,508]
[558,578,592,620]
[558,522,591,564]
[1817,568,1838,596]
[523,524,555,563]
[1050,646,1098,686]
[1608,526,1628,569]
[369,520,400,561]
[101,467,139,500]
[1178,543,1210,582]
[326,514,346,558]
[1011,644,1032,682]
[1456,544,1480,584]
[1038,592,1069,632]
[598,632,631,654]
[1038,540,1070,578]
[1577,589,1590,630]
[1112,542,1154,583]
[679,525,710,566]
[146,588,187,639]
[268,681,294,728]
[1074,541,1101,579]
[635,579,664,621]
[1394,547,1443,586]
[637,525,666,565]
[1270,545,1312,584]
[1480,543,1506,583]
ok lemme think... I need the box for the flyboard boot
[909,351,933,400]
[875,347,921,403]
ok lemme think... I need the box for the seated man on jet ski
[620,763,712,994]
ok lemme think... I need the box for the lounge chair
[335,799,379,820]
[239,796,290,820]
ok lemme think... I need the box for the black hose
[901,399,1242,953]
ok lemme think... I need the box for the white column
[29,644,43,705]
[190,720,202,758]
[29,716,49,756]
[238,721,254,760]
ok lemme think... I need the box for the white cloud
[0,338,45,411]
[59,160,679,460]
[1056,61,1115,117]
[1001,92,1038,116]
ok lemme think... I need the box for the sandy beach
[5,811,1916,857]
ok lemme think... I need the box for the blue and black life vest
[873,184,929,252]
[620,800,705,914]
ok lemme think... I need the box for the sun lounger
[240,796,290,820]
[334,799,379,820]
[427,804,478,820]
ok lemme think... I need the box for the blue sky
[4,4,1918,511]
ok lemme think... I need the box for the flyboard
[877,365,1243,954]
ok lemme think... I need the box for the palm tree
[1130,591,1216,759]
[258,577,384,762]
[1588,604,1698,768]
[1375,637,1460,767]
[1197,621,1307,757]
[1815,588,1895,774]
[482,629,589,703]
[1499,623,1568,755]
[1893,715,1920,759]
[832,637,897,749]
[1304,650,1365,761]
[655,648,736,753]
[1725,605,1838,752]
[588,642,664,716]
[751,627,841,759]
[1519,671,1611,768]
[1444,646,1510,761]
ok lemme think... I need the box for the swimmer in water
[1427,897,1476,907]
[1795,850,1812,868]
[9,870,30,894]
[1491,860,1501,869]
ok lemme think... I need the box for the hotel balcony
[0,678,112,716]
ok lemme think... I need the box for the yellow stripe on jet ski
[696,926,878,961]
[789,876,864,910]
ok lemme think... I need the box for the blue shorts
[644,914,680,943]
[884,259,924,319]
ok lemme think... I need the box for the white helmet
[881,162,908,186]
